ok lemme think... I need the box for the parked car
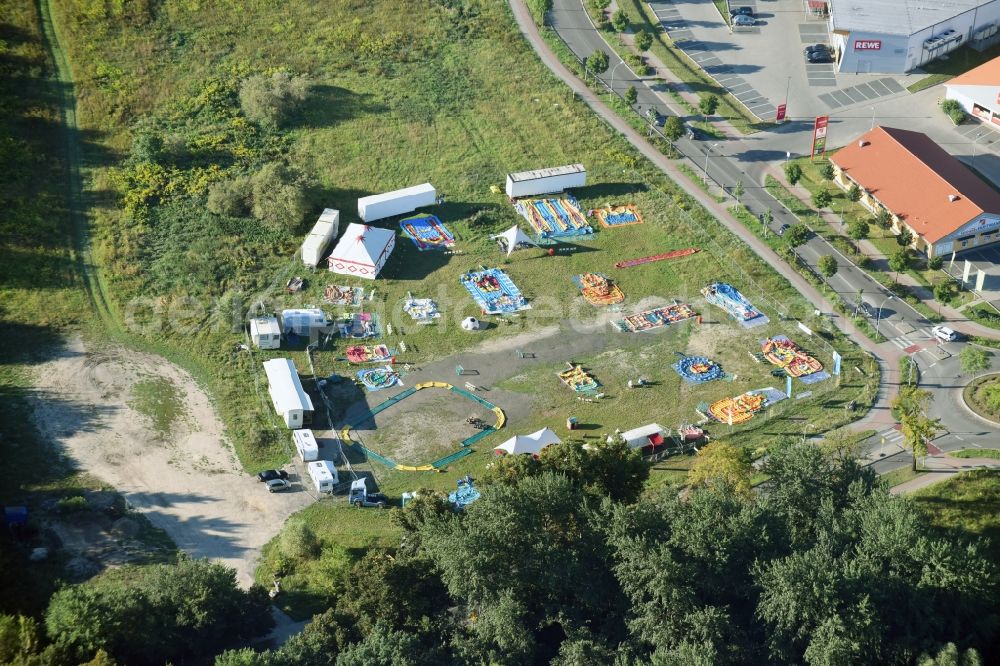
[257,469,289,483]
[266,478,292,493]
[932,325,958,342]
[733,14,756,27]
[807,51,834,64]
[804,44,830,56]
[730,6,754,18]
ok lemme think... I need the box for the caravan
[307,460,339,493]
[292,429,319,462]
[249,316,281,350]
[263,358,314,428]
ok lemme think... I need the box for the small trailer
[301,209,341,267]
[505,164,586,198]
[249,316,281,350]
[357,183,436,223]
[280,308,329,337]
[292,429,319,462]
[307,460,339,494]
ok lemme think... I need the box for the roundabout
[962,372,1000,425]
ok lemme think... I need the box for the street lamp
[875,294,894,338]
[703,143,721,185]
[609,60,628,91]
[972,130,985,168]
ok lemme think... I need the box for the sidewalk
[511,0,902,434]
[890,456,1000,495]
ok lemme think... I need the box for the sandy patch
[29,336,312,587]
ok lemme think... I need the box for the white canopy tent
[327,223,396,279]
[494,427,561,457]
[495,225,539,257]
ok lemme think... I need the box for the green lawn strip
[911,469,1000,563]
[951,448,1000,459]
[679,163,726,201]
[967,303,1000,330]
[907,74,951,94]
[881,466,927,489]
[963,373,1000,423]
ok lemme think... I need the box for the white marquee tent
[494,427,561,457]
[495,225,539,257]
[327,223,396,280]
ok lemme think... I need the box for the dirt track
[29,336,312,587]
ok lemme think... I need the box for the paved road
[524,0,999,463]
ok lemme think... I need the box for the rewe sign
[854,39,882,50]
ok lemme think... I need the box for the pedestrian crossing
[879,427,904,447]
[887,329,951,360]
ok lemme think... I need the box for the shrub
[857,256,873,270]
[611,9,628,31]
[928,255,943,270]
[207,176,252,217]
[785,163,803,186]
[933,280,957,304]
[56,496,89,513]
[812,189,833,209]
[587,50,609,74]
[279,519,320,561]
[820,163,834,180]
[624,86,638,106]
[848,219,870,241]
[239,72,311,128]
[130,130,164,163]
[635,29,653,51]
[699,94,719,116]
[941,98,966,125]
[250,162,310,230]
[818,255,838,278]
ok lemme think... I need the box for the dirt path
[29,337,312,587]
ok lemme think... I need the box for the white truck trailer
[292,429,319,462]
[301,208,341,267]
[307,460,339,493]
[357,183,436,223]
[263,358,314,428]
[504,164,586,198]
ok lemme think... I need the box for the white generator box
[505,164,586,198]
[292,429,319,462]
[249,316,281,350]
[307,460,339,493]
[357,183,436,222]
[301,209,340,267]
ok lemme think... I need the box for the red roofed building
[830,126,1000,258]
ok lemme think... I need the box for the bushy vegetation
[941,98,967,125]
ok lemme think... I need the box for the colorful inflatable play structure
[356,365,400,391]
[701,282,769,328]
[611,303,698,333]
[558,363,600,392]
[449,475,480,509]
[761,335,823,378]
[514,195,593,238]
[399,214,455,251]
[614,248,699,269]
[339,382,506,472]
[323,285,364,307]
[460,269,531,315]
[706,387,786,424]
[672,355,724,382]
[573,273,625,306]
[594,204,644,228]
[346,344,392,364]
[403,294,441,323]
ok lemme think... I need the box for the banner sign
[797,322,813,337]
[963,259,972,283]
[786,374,793,400]
[832,351,841,376]
[776,103,787,121]
[854,39,882,50]
[977,269,987,292]
[811,116,829,159]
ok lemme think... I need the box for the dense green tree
[687,442,752,496]
[699,94,719,116]
[215,647,275,666]
[335,624,447,666]
[239,72,311,128]
[820,163,834,180]
[917,642,983,666]
[784,163,803,186]
[934,280,957,304]
[663,115,685,142]
[129,130,164,163]
[888,250,909,282]
[893,387,943,471]
[635,29,653,51]
[587,50,610,75]
[279,609,359,666]
[929,255,944,270]
[612,9,628,31]
[812,189,833,209]
[784,224,809,248]
[847,183,862,202]
[540,438,648,502]
[897,227,914,247]
[624,85,638,106]
[250,162,310,230]
[848,219,869,240]
[874,208,892,230]
[391,490,453,555]
[818,255,838,278]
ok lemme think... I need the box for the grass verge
[963,373,1000,423]
[881,466,926,488]
[951,448,1000,459]
[911,469,1000,563]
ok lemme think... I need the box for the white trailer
[249,316,281,350]
[280,308,328,337]
[505,164,586,198]
[292,429,319,462]
[357,183,436,223]
[307,460,339,493]
[263,358,314,428]
[301,209,341,267]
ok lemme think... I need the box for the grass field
[952,448,1000,459]
[912,469,1000,564]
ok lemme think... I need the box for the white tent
[496,225,539,257]
[494,427,561,457]
[327,223,396,280]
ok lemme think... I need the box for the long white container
[263,358,314,428]
[301,209,340,267]
[292,429,319,462]
[357,183,436,223]
[505,164,586,198]
[307,460,339,493]
[280,308,328,336]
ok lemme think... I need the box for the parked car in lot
[257,469,289,483]
[730,6,754,18]
[733,14,756,27]
[265,478,292,493]
[807,51,834,64]
[932,325,958,342]
[804,44,830,56]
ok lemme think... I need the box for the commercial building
[829,0,1000,73]
[830,126,1000,258]
[945,56,1000,126]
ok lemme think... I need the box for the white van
[292,429,319,462]
[307,460,338,494]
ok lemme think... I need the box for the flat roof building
[830,126,1000,257]
[945,56,1000,127]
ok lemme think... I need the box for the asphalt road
[538,0,998,460]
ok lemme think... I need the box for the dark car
[257,469,289,482]
[730,6,754,18]
[807,51,834,64]
[777,223,791,236]
[804,44,830,56]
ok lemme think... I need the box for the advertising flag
[776,103,787,121]
[811,116,829,159]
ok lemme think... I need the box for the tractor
[349,478,388,509]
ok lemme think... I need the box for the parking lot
[651,0,910,121]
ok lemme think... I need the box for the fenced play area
[339,382,506,472]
